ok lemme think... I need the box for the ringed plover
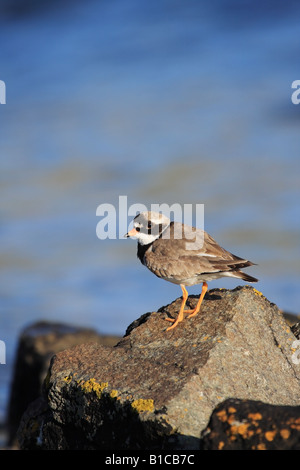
[125,211,258,331]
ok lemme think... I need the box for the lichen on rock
[16,286,300,450]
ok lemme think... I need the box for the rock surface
[201,398,300,450]
[7,321,120,446]
[17,286,300,450]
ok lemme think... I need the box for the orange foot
[166,282,208,331]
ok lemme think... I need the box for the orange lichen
[248,412,262,421]
[256,443,267,450]
[265,430,277,442]
[231,422,251,438]
[228,406,237,414]
[287,417,300,431]
[216,409,228,422]
[227,414,236,425]
[201,335,210,342]
[280,429,291,439]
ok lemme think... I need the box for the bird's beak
[124,228,138,238]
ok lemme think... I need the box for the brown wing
[144,222,254,280]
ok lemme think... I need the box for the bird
[125,211,258,331]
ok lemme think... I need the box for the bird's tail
[235,271,258,283]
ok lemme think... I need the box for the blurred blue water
[0,0,300,426]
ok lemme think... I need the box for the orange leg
[166,284,188,331]
[185,282,208,318]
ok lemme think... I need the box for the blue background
[0,0,300,426]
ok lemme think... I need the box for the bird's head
[125,211,170,245]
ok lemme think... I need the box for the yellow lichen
[77,378,108,399]
[253,288,264,298]
[110,389,119,399]
[131,398,154,413]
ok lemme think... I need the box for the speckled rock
[201,398,300,450]
[17,287,300,450]
[7,321,120,446]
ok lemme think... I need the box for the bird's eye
[147,221,152,229]
[135,226,140,232]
